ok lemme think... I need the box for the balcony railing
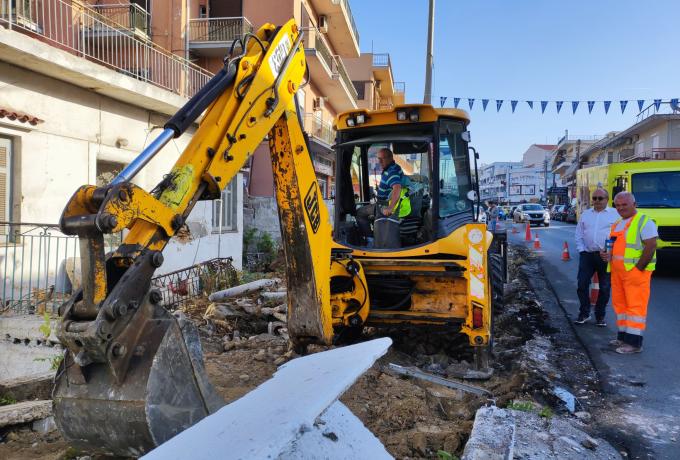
[372,53,390,67]
[303,27,358,101]
[90,3,149,36]
[0,0,213,98]
[333,0,359,45]
[394,81,406,94]
[304,113,335,146]
[636,101,680,123]
[622,148,680,162]
[189,16,253,43]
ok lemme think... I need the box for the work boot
[615,344,642,354]
[609,339,623,347]
[595,318,607,327]
[574,313,591,325]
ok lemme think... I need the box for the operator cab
[332,105,475,249]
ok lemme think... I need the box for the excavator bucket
[53,301,223,458]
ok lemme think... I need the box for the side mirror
[467,190,478,201]
[461,131,471,142]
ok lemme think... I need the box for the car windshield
[632,171,680,208]
[523,204,543,211]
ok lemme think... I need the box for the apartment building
[550,132,600,189]
[0,0,247,313]
[479,161,521,203]
[345,53,405,111]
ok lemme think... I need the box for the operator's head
[377,148,394,169]
[591,188,608,211]
[613,191,636,219]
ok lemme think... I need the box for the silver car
[513,203,550,227]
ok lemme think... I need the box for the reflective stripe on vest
[610,213,656,272]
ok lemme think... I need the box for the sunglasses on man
[592,196,607,201]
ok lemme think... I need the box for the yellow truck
[576,161,680,257]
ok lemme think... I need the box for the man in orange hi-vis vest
[601,192,657,354]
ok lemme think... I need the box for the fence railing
[151,258,237,310]
[189,16,252,43]
[0,0,213,98]
[0,222,121,315]
[622,148,680,163]
[372,53,390,67]
[304,113,334,146]
[636,101,680,123]
[90,3,149,36]
[394,81,406,94]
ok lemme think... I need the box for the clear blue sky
[351,0,679,164]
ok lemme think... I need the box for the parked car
[557,205,572,222]
[513,203,550,226]
[566,207,577,223]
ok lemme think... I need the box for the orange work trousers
[610,261,651,347]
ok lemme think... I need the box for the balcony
[0,0,212,98]
[304,113,335,148]
[393,81,406,105]
[307,0,360,57]
[622,148,680,162]
[303,28,358,112]
[188,17,253,58]
[371,53,394,97]
[90,3,149,38]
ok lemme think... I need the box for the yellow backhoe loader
[53,19,506,456]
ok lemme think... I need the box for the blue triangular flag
[556,101,563,113]
[540,101,548,113]
[440,96,447,108]
[496,100,503,112]
[587,101,595,113]
[511,100,518,113]
[527,101,534,109]
[468,98,475,110]
[654,99,661,111]
[637,100,645,112]
[454,97,461,108]
[604,101,611,114]
[482,99,489,111]
[572,101,579,114]
[620,100,628,113]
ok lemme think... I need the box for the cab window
[438,120,472,217]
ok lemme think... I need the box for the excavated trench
[0,246,617,459]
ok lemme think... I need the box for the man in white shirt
[574,188,620,325]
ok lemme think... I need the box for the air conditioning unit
[318,15,328,33]
[313,97,325,111]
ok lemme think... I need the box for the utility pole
[543,158,548,203]
[423,0,435,104]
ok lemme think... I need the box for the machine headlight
[409,110,420,122]
[396,110,408,121]
[346,117,355,127]
[355,114,366,124]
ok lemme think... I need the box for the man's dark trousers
[577,251,611,320]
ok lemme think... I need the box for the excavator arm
[54,19,336,456]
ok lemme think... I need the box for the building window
[352,81,366,100]
[0,138,12,231]
[212,176,238,232]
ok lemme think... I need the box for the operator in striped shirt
[356,148,406,240]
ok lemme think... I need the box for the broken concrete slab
[0,400,52,428]
[0,342,61,381]
[208,278,281,302]
[143,338,392,460]
[0,371,54,401]
[462,405,622,459]
[0,315,59,344]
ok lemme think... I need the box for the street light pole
[423,0,435,104]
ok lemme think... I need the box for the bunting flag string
[434,97,680,115]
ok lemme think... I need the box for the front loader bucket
[53,304,223,457]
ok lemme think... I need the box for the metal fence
[0,222,121,314]
[304,113,334,146]
[0,0,213,98]
[151,258,237,310]
[90,3,149,36]
[303,27,358,101]
[372,53,390,67]
[636,101,680,123]
[189,16,252,43]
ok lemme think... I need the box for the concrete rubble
[463,405,621,460]
[0,400,52,429]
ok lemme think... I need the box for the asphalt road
[506,219,680,459]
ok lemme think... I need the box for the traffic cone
[525,222,531,241]
[561,241,571,261]
[533,233,541,249]
[589,273,599,306]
